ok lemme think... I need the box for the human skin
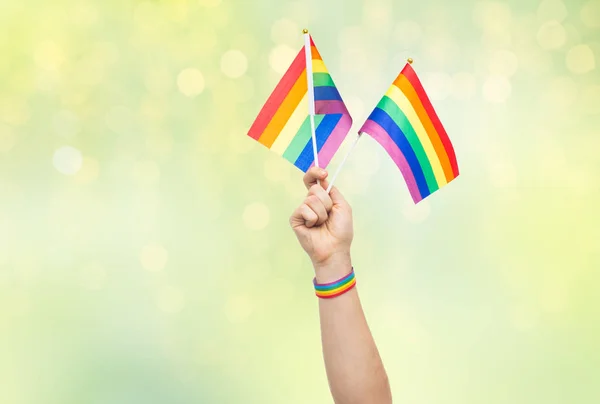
[290,167,392,404]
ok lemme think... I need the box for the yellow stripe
[312,59,328,73]
[316,279,356,296]
[385,85,448,187]
[270,94,308,155]
[259,70,308,148]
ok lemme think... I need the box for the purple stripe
[312,114,353,169]
[360,120,422,203]
[315,100,349,115]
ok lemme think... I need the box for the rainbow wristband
[313,268,356,299]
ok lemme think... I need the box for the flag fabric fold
[359,62,459,203]
[248,35,353,172]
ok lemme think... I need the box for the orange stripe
[258,69,308,148]
[311,45,322,61]
[393,75,454,182]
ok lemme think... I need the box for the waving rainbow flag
[248,33,353,172]
[360,62,459,203]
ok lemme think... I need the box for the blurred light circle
[271,19,299,45]
[220,50,248,79]
[140,243,168,271]
[177,68,205,97]
[482,76,512,103]
[487,50,519,77]
[53,146,83,175]
[581,1,600,28]
[451,72,477,100]
[537,0,568,23]
[420,72,452,101]
[34,40,65,71]
[80,263,107,290]
[157,286,186,314]
[537,21,566,49]
[0,124,15,153]
[243,202,270,230]
[269,45,297,75]
[52,110,80,138]
[566,44,596,74]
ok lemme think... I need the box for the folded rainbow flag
[360,62,459,203]
[248,34,353,172]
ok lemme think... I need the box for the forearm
[315,255,392,404]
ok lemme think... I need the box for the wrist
[313,251,352,284]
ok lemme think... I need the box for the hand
[290,167,353,280]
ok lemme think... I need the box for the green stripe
[377,96,439,192]
[313,73,335,87]
[282,115,325,164]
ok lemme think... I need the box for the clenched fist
[290,167,353,282]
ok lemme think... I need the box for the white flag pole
[326,133,361,193]
[303,29,320,185]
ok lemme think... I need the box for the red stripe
[315,281,356,299]
[247,47,306,140]
[401,63,459,178]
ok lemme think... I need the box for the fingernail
[320,169,326,176]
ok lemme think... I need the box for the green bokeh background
[1,0,599,403]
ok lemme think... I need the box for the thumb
[328,186,347,206]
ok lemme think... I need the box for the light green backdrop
[1,0,599,403]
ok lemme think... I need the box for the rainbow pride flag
[248,35,353,172]
[360,62,459,203]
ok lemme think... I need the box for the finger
[303,167,328,190]
[290,204,318,228]
[309,184,333,213]
[305,195,328,226]
[329,186,347,206]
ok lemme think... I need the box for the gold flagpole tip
[302,29,309,34]
[407,58,414,64]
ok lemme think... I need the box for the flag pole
[303,29,320,185]
[326,57,415,193]
[326,133,361,193]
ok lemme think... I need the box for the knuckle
[306,195,319,205]
[309,184,322,195]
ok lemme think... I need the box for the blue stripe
[294,114,342,172]
[368,108,430,198]
[314,86,342,102]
